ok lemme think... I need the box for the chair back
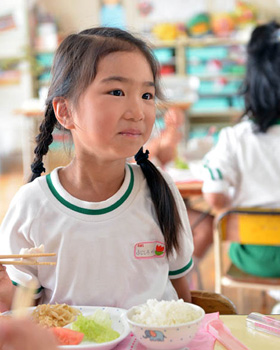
[191,290,237,315]
[217,208,280,245]
[214,208,280,295]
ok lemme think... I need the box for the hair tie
[31,162,46,175]
[134,147,149,165]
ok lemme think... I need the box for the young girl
[202,21,280,277]
[0,27,193,311]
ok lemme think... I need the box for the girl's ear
[52,97,74,130]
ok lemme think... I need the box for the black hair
[135,148,181,256]
[29,26,182,256]
[240,21,280,132]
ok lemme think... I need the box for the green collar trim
[46,165,134,215]
[169,258,193,276]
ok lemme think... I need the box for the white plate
[3,306,130,350]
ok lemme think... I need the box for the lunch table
[176,180,203,199]
[215,314,280,350]
[164,165,203,200]
[117,313,280,350]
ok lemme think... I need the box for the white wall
[39,0,280,34]
[39,0,100,34]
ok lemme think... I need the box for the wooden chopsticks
[12,280,37,318]
[0,253,56,266]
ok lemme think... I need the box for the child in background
[0,27,193,311]
[202,22,280,278]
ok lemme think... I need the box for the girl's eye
[109,90,124,96]
[142,92,154,100]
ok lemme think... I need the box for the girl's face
[69,50,156,163]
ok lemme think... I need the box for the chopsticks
[0,253,56,266]
[12,280,37,318]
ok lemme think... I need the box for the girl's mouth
[119,129,142,137]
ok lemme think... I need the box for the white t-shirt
[202,120,280,208]
[0,163,193,309]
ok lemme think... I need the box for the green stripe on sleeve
[203,165,215,180]
[169,258,193,276]
[204,165,223,181]
[12,280,43,294]
[216,168,223,180]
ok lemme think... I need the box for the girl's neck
[58,159,127,202]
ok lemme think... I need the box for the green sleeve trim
[203,165,215,180]
[12,280,43,294]
[216,168,223,180]
[169,258,193,276]
[204,165,223,180]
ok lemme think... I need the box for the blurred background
[1,0,280,176]
[1,0,280,313]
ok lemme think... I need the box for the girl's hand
[164,108,184,127]
[0,264,15,312]
[156,128,182,166]
[0,318,58,350]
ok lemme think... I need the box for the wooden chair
[214,208,280,312]
[191,290,237,314]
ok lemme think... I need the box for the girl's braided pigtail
[135,147,182,256]
[29,103,57,182]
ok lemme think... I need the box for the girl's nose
[124,101,144,121]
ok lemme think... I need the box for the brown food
[31,303,81,327]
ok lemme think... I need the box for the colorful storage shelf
[191,97,230,111]
[153,48,174,64]
[186,46,229,61]
[35,52,55,86]
[153,47,176,75]
[198,80,242,95]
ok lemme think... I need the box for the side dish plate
[3,306,130,350]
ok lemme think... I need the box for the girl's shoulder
[219,119,255,143]
[229,119,280,138]
[9,174,48,211]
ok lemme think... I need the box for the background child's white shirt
[202,120,280,208]
[0,163,193,308]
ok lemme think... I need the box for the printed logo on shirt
[134,241,165,259]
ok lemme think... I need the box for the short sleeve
[0,188,42,298]
[202,127,239,194]
[159,170,194,279]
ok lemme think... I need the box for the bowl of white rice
[125,299,205,350]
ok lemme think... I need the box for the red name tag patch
[134,241,165,259]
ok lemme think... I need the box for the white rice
[131,299,201,326]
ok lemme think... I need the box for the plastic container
[246,312,280,337]
[153,48,174,64]
[191,97,229,111]
[186,46,228,61]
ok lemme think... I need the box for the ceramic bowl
[125,302,205,350]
